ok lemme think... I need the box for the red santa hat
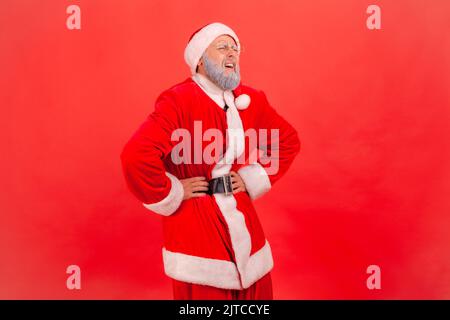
[184,22,241,75]
[184,23,250,110]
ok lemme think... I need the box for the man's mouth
[224,62,236,70]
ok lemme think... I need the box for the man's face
[198,35,241,90]
[202,35,240,75]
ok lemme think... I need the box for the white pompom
[235,94,250,110]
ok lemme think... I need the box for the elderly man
[120,22,300,300]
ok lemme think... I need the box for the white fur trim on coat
[238,163,272,200]
[142,172,184,216]
[209,90,272,289]
[184,22,240,75]
[163,240,274,290]
[172,73,272,290]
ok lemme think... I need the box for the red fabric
[120,77,300,290]
[121,77,300,259]
[172,272,273,300]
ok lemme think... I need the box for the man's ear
[196,58,203,73]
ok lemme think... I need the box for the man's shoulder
[234,83,268,102]
[158,78,198,100]
[156,78,269,105]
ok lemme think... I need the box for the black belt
[207,174,233,196]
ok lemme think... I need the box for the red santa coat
[121,74,300,290]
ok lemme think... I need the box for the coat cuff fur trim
[238,163,272,200]
[142,172,184,216]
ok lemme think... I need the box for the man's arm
[238,91,301,200]
[120,92,184,216]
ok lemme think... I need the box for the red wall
[1,0,449,299]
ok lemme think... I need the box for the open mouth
[224,62,235,70]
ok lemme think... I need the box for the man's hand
[230,171,247,194]
[180,176,209,200]
[181,173,247,200]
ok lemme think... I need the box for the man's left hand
[230,171,247,194]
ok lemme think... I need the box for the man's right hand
[180,176,209,200]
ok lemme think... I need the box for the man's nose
[227,51,237,59]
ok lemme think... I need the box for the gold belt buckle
[222,174,232,196]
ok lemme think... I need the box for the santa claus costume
[120,22,301,300]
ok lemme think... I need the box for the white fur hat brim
[184,22,240,75]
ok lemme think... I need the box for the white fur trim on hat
[184,22,240,75]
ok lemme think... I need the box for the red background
[1,0,449,299]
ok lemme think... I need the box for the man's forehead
[211,34,237,45]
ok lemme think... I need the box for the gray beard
[202,53,240,91]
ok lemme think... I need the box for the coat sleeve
[238,91,301,200]
[120,91,184,216]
